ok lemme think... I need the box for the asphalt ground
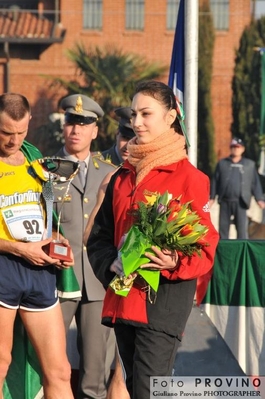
[173,304,245,377]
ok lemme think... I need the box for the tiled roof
[0,9,65,43]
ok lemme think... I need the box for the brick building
[0,0,253,159]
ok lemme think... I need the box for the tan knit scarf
[127,128,188,185]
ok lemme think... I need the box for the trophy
[31,157,80,262]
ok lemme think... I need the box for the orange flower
[179,224,194,236]
[167,199,182,222]
[168,199,182,212]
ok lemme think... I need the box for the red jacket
[88,159,219,338]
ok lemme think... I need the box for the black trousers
[219,199,248,239]
[114,324,181,399]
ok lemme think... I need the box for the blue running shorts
[0,254,58,311]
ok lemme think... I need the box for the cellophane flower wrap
[109,191,209,297]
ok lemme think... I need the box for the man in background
[101,107,134,165]
[84,106,133,399]
[210,137,265,239]
[52,94,116,399]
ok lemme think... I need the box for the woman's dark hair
[0,93,31,120]
[133,80,183,135]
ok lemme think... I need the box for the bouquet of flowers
[109,191,209,297]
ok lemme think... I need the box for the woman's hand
[140,246,179,271]
[110,256,137,283]
[110,257,124,276]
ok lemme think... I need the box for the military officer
[101,107,135,166]
[52,94,116,399]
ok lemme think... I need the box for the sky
[255,0,265,17]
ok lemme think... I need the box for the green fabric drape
[204,240,265,307]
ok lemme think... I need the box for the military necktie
[79,161,86,188]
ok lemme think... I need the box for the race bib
[2,204,45,242]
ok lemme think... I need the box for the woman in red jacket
[88,80,219,398]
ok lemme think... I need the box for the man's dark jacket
[210,156,264,209]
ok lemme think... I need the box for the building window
[126,0,144,30]
[83,0,102,30]
[210,0,229,30]
[166,0,180,30]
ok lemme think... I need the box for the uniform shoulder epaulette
[92,151,102,158]
[91,151,116,169]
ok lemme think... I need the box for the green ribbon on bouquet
[109,225,160,296]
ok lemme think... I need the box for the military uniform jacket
[101,145,121,166]
[53,148,116,301]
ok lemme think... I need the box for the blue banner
[168,0,185,104]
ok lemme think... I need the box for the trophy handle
[31,157,80,182]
